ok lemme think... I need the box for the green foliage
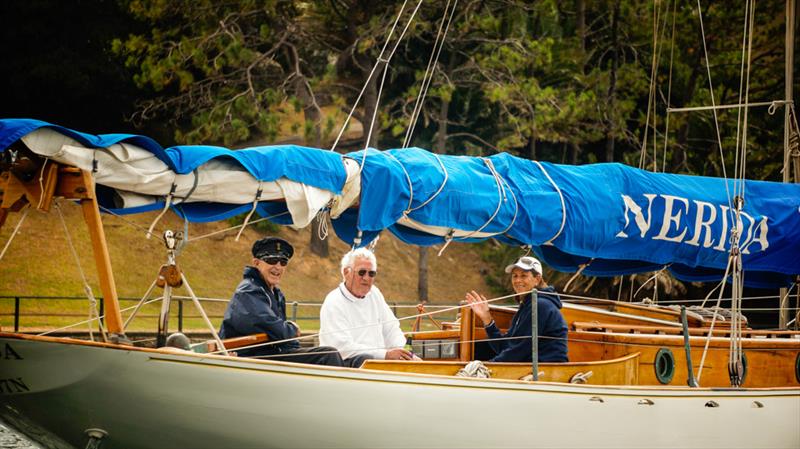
[111,0,794,298]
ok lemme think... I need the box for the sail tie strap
[235,184,263,242]
[386,150,450,218]
[146,182,178,239]
[172,169,200,205]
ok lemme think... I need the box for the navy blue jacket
[484,286,568,362]
[219,266,300,357]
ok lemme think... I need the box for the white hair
[340,248,377,278]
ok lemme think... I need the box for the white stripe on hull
[0,337,797,449]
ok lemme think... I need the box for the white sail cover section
[19,128,361,228]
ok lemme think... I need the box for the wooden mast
[0,154,126,337]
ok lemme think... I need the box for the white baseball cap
[504,256,543,275]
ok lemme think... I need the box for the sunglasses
[356,269,377,278]
[262,257,289,266]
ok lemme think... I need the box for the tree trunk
[570,142,580,165]
[576,0,586,54]
[671,55,702,172]
[362,61,384,149]
[418,247,429,303]
[290,47,328,257]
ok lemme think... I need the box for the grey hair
[340,247,377,278]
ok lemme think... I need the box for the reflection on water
[0,422,41,449]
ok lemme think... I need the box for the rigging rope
[329,0,423,154]
[0,205,30,262]
[402,0,458,149]
[53,201,108,342]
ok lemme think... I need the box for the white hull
[0,335,798,449]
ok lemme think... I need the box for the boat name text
[1,344,22,360]
[616,194,769,254]
[0,378,29,395]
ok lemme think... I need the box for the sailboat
[0,117,798,449]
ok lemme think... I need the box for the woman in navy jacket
[465,256,568,362]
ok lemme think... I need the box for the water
[0,422,40,449]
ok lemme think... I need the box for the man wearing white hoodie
[319,248,418,367]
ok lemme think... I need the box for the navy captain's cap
[252,237,294,261]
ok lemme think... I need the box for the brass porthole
[654,348,675,384]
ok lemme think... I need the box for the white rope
[38,296,164,336]
[36,158,50,210]
[631,266,668,300]
[146,183,176,239]
[402,0,458,148]
[383,151,416,213]
[186,211,290,242]
[533,161,566,245]
[668,100,792,113]
[315,208,330,242]
[695,0,734,216]
[122,279,159,330]
[407,152,449,213]
[639,1,662,169]
[563,262,589,293]
[457,158,517,240]
[696,256,733,383]
[53,201,108,342]
[0,205,30,262]
[329,0,422,153]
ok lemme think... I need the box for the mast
[780,0,796,329]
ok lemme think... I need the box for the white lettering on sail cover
[617,194,769,254]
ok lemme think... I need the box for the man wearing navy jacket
[219,237,344,366]
[465,256,568,363]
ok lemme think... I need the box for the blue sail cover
[2,118,798,287]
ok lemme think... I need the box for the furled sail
[2,118,798,287]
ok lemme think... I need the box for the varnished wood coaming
[363,352,641,385]
[568,329,800,387]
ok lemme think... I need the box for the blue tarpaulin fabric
[2,118,799,287]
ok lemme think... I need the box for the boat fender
[654,348,675,384]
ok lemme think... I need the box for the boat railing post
[531,289,539,381]
[178,300,184,332]
[291,301,298,322]
[681,306,698,387]
[99,298,104,328]
[13,296,20,332]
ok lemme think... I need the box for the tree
[115,0,336,255]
